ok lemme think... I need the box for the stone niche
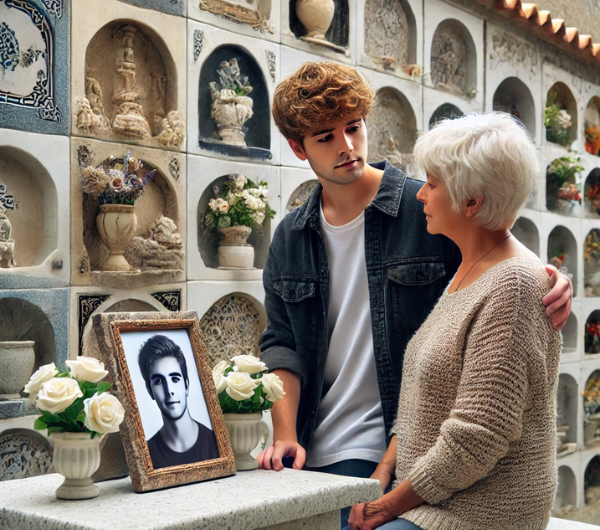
[585,456,600,505]
[199,292,266,367]
[546,158,582,217]
[428,103,462,129]
[583,372,600,448]
[585,310,600,354]
[492,77,536,136]
[511,217,539,257]
[556,374,578,458]
[197,175,272,270]
[289,0,349,54]
[430,19,476,99]
[547,225,578,296]
[585,97,600,156]
[287,179,319,212]
[583,168,600,218]
[364,0,416,74]
[198,0,274,34]
[553,466,577,516]
[368,87,417,173]
[0,147,57,270]
[585,229,600,297]
[0,428,53,482]
[198,46,271,159]
[545,82,578,148]
[75,20,184,149]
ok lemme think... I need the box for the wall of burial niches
[0,0,599,515]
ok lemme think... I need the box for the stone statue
[75,68,111,134]
[0,206,16,268]
[431,28,467,96]
[124,215,184,270]
[156,111,186,148]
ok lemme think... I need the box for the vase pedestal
[56,477,100,500]
[223,412,269,470]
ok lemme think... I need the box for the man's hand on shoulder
[543,264,573,331]
[258,439,306,471]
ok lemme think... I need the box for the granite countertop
[0,468,381,530]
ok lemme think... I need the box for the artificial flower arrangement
[204,174,275,233]
[586,126,600,156]
[82,151,156,205]
[548,156,583,203]
[545,93,572,147]
[585,322,600,354]
[583,371,600,419]
[24,357,125,437]
[212,354,284,414]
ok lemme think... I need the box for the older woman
[347,112,561,530]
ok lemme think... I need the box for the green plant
[545,92,572,146]
[547,156,584,187]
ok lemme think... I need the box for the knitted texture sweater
[393,257,561,530]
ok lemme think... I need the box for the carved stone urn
[210,87,254,146]
[223,412,269,470]
[217,226,254,269]
[296,0,335,45]
[96,204,138,271]
[0,341,35,394]
[51,432,103,500]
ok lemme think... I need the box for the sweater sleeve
[408,271,537,504]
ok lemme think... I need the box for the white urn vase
[218,226,255,269]
[51,432,104,500]
[223,412,269,470]
[96,204,138,271]
[0,341,35,394]
[296,0,335,44]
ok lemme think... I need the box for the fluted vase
[223,412,269,470]
[51,432,103,500]
[96,204,137,271]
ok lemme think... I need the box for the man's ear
[146,382,155,401]
[288,138,307,161]
[465,196,484,218]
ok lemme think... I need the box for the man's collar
[292,160,406,230]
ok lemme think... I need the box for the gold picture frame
[93,311,235,492]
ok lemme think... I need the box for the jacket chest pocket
[273,280,317,339]
[388,262,445,333]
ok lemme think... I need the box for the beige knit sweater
[393,257,561,530]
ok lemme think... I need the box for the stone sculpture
[209,58,254,146]
[199,0,273,33]
[0,185,17,269]
[364,0,409,72]
[295,0,347,53]
[124,215,184,270]
[431,23,468,97]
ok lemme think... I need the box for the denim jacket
[260,160,461,454]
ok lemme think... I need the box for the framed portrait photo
[93,311,235,492]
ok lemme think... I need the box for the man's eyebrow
[310,118,362,138]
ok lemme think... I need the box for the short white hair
[413,112,539,231]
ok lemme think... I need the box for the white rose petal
[66,357,109,383]
[23,363,58,397]
[225,372,257,401]
[212,360,230,394]
[231,354,267,374]
[260,373,285,403]
[209,198,218,213]
[36,378,83,414]
[84,392,125,434]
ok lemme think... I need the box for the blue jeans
[342,519,423,530]
[306,459,379,529]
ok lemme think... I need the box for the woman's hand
[543,264,573,330]
[348,499,397,530]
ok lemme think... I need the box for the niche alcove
[583,370,600,447]
[76,20,183,148]
[584,169,600,218]
[547,226,578,296]
[0,428,53,482]
[197,175,273,270]
[199,293,266,367]
[368,87,417,171]
[553,466,577,515]
[0,147,58,269]
[289,0,349,53]
[585,229,600,297]
[287,180,319,212]
[556,374,578,458]
[430,19,476,98]
[585,97,600,156]
[492,77,536,136]
[585,311,600,354]
[584,455,600,504]
[198,45,271,159]
[545,82,577,148]
[546,157,582,217]
[428,103,463,129]
[511,217,539,257]
[198,0,273,32]
[364,0,416,73]
[562,313,577,353]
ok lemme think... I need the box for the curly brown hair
[272,62,374,145]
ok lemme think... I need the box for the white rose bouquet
[25,358,125,438]
[204,174,275,233]
[212,355,285,414]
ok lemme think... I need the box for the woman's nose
[416,183,427,203]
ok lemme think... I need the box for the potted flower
[586,322,600,353]
[212,355,284,470]
[0,299,50,395]
[82,151,156,271]
[24,357,125,499]
[204,174,275,269]
[583,372,600,445]
[545,93,572,146]
[586,126,600,156]
[547,157,583,213]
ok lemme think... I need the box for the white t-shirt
[305,204,387,468]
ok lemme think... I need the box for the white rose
[209,198,218,213]
[249,188,261,198]
[36,378,83,414]
[253,211,266,227]
[231,354,266,374]
[23,363,58,397]
[66,357,109,383]
[217,199,230,214]
[225,372,257,401]
[83,392,125,434]
[212,360,230,394]
[260,373,285,403]
[259,187,269,200]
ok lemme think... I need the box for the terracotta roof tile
[470,0,600,63]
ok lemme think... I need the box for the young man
[138,335,219,469]
[258,63,572,487]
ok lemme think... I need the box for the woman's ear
[465,196,484,217]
